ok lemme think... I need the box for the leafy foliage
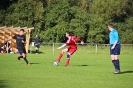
[0,0,133,43]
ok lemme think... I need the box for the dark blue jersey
[34,37,40,45]
[12,34,26,49]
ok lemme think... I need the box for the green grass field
[0,51,133,88]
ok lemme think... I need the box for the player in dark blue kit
[7,29,30,66]
[34,34,40,54]
[108,24,121,74]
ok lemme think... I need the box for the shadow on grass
[0,80,8,88]
[30,63,41,65]
[74,64,89,67]
[28,50,44,54]
[120,70,133,74]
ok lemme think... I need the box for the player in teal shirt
[108,24,121,74]
[109,29,120,45]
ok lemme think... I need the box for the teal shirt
[109,29,120,44]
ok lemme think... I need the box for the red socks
[66,58,70,66]
[57,53,63,62]
[57,53,70,66]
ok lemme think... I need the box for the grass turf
[0,53,133,88]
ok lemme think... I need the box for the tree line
[0,0,133,43]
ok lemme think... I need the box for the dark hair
[108,24,114,28]
[20,29,24,32]
[66,31,73,36]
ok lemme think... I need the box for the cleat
[27,63,30,66]
[54,59,60,63]
[65,65,69,67]
[56,59,60,62]
[16,56,20,60]
[114,69,120,74]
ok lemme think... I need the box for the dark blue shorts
[35,45,40,48]
[18,48,26,55]
[110,44,121,55]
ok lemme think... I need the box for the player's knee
[114,55,118,59]
[61,50,65,54]
[67,54,70,58]
[111,55,115,60]
[22,54,26,58]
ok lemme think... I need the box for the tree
[4,0,33,27]
[43,0,90,42]
[0,0,133,43]
[88,0,133,43]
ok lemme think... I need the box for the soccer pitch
[0,52,133,88]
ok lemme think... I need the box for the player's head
[66,31,72,38]
[108,24,114,31]
[36,34,38,37]
[20,29,24,35]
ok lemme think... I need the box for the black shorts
[0,47,3,51]
[35,44,40,48]
[18,48,26,55]
[110,44,121,55]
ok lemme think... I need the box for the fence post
[6,42,8,54]
[95,44,97,54]
[30,43,32,54]
[52,43,54,54]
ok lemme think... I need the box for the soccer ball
[53,61,58,66]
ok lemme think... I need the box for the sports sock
[116,59,120,70]
[36,50,37,53]
[18,56,23,58]
[57,53,63,62]
[66,58,70,66]
[112,60,117,70]
[23,57,29,64]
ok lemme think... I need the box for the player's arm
[57,44,66,50]
[57,38,70,50]
[74,37,84,45]
[111,32,119,50]
[7,34,17,41]
[22,40,26,44]
[22,37,26,44]
[6,36,13,41]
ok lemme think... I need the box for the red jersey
[65,36,82,49]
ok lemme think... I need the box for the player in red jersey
[54,31,84,67]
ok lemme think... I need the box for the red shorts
[67,48,77,55]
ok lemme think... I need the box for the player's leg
[65,53,71,67]
[65,49,77,67]
[17,49,23,60]
[114,55,120,72]
[37,44,40,53]
[22,53,30,65]
[111,55,120,73]
[111,44,121,73]
[56,48,68,62]
[114,44,121,73]
[111,55,116,69]
[35,45,38,54]
[36,45,40,54]
[22,49,30,65]
[110,45,117,72]
[18,48,30,65]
